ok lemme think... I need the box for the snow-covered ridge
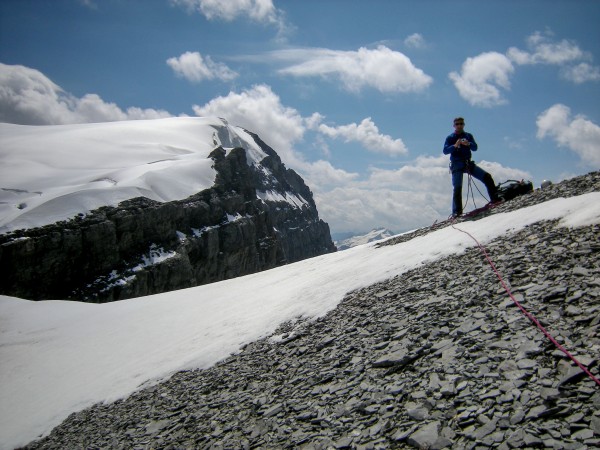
[0,117,272,232]
[335,228,395,250]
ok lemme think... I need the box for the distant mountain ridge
[334,228,395,250]
[0,117,336,301]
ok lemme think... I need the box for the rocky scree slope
[0,133,335,302]
[25,172,600,449]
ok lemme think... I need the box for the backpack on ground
[496,179,533,201]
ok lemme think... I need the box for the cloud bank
[316,156,532,234]
[0,63,171,125]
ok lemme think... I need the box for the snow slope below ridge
[1,192,599,450]
[0,117,268,232]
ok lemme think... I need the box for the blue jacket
[443,131,477,172]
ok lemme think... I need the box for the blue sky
[1,0,599,234]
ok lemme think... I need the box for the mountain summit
[0,117,336,301]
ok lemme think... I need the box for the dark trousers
[451,162,498,215]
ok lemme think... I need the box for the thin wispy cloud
[404,33,426,49]
[266,45,433,94]
[560,62,600,84]
[78,0,98,10]
[507,31,586,65]
[507,31,600,84]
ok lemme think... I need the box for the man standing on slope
[443,117,499,217]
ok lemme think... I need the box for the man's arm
[443,136,456,155]
[467,133,478,152]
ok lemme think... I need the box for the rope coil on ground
[450,219,600,387]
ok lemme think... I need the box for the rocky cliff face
[0,133,336,302]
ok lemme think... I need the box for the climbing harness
[449,219,600,387]
[465,166,490,211]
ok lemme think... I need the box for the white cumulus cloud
[192,84,408,162]
[560,63,600,84]
[170,0,290,39]
[192,84,306,163]
[507,31,600,85]
[448,52,515,107]
[536,104,600,168]
[318,118,408,156]
[167,51,238,82]
[507,31,586,65]
[0,63,171,125]
[171,0,278,22]
[451,31,599,108]
[273,45,433,94]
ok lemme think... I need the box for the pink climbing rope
[450,220,600,387]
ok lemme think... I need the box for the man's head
[453,117,465,131]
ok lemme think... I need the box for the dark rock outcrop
[0,137,336,302]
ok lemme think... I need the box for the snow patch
[133,244,177,271]
[226,213,244,223]
[98,271,137,293]
[191,225,219,237]
[257,190,309,208]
